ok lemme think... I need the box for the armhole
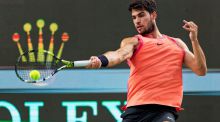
[131,35,144,58]
[126,35,144,66]
[165,35,186,58]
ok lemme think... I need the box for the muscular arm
[177,20,207,76]
[87,37,138,68]
[103,37,138,67]
[176,38,207,76]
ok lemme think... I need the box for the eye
[132,16,136,20]
[139,13,145,17]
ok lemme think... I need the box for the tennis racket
[15,49,91,83]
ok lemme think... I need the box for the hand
[86,56,102,69]
[182,20,198,42]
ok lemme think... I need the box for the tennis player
[87,0,207,121]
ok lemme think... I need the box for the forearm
[103,51,121,67]
[191,40,207,73]
[103,48,131,67]
[87,37,137,69]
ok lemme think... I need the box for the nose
[135,17,141,25]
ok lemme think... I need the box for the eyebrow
[132,11,145,17]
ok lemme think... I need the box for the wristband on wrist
[97,55,109,67]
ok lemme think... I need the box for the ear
[151,11,157,20]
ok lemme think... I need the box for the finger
[87,56,96,68]
[183,20,194,28]
[183,20,192,27]
[190,22,198,28]
[92,60,98,68]
[182,25,193,32]
[94,58,101,68]
[183,24,190,29]
[186,21,197,28]
[91,58,100,68]
[183,21,194,29]
[183,20,188,24]
[90,56,96,60]
[188,22,196,28]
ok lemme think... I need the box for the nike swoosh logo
[157,43,163,45]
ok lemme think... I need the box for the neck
[143,24,163,38]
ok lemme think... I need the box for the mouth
[136,26,143,31]
[136,26,143,32]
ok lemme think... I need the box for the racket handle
[74,60,91,67]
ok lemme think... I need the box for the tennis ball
[29,70,41,80]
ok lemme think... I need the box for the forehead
[131,9,148,16]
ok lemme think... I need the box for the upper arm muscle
[175,38,197,70]
[118,37,139,60]
[102,37,138,67]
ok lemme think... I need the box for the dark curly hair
[128,0,157,14]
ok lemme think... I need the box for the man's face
[131,9,155,35]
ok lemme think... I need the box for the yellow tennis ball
[29,70,41,80]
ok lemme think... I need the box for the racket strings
[16,51,59,82]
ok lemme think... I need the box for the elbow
[195,67,207,76]
[197,71,206,76]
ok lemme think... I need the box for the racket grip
[74,60,91,67]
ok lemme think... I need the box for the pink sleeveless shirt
[126,34,185,110]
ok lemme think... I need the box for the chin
[137,30,142,34]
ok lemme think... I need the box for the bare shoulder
[120,37,139,47]
[173,38,189,51]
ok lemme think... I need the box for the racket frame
[15,49,90,83]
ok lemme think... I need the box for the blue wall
[0,69,219,94]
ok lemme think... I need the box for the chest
[139,38,183,56]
